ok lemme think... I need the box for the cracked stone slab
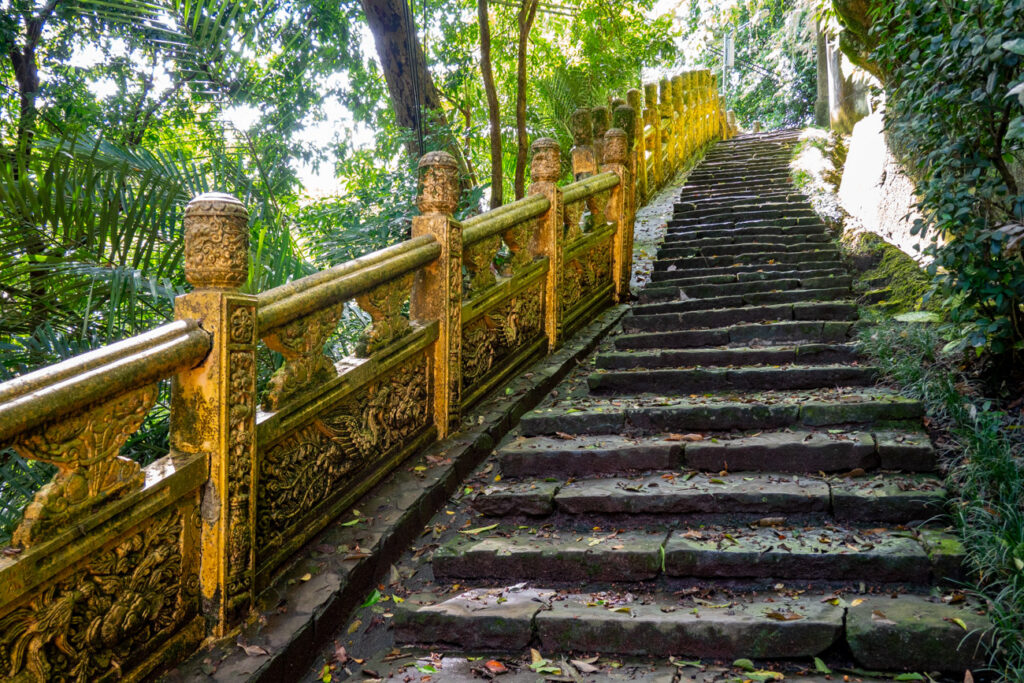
[830,473,945,523]
[684,431,877,473]
[393,586,554,650]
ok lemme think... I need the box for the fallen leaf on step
[237,643,269,657]
[484,660,508,674]
[764,610,803,621]
[571,659,599,673]
[871,610,896,625]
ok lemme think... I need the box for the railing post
[410,151,462,437]
[613,104,638,296]
[671,75,684,169]
[645,82,662,190]
[627,88,647,204]
[591,106,609,167]
[659,78,674,176]
[171,193,258,636]
[528,138,565,351]
[602,127,633,302]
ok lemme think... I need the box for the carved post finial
[591,107,610,141]
[530,137,562,183]
[417,151,459,215]
[613,105,636,150]
[184,192,249,291]
[570,108,593,146]
[603,129,628,167]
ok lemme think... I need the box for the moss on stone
[847,232,936,313]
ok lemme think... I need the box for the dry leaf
[238,643,269,657]
[484,660,508,674]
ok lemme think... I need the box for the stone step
[395,590,846,660]
[663,222,829,240]
[635,286,853,311]
[614,319,861,349]
[669,216,827,232]
[653,249,841,271]
[596,343,860,369]
[620,302,858,333]
[675,191,809,210]
[474,472,945,524]
[431,526,962,584]
[498,427,936,476]
[646,266,848,289]
[657,241,836,259]
[668,207,819,225]
[518,390,926,437]
[672,199,811,218]
[663,525,958,583]
[588,364,878,395]
[659,234,833,254]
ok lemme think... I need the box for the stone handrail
[0,68,734,681]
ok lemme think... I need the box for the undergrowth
[857,317,1024,678]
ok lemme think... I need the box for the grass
[857,315,1024,679]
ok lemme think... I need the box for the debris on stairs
[324,131,995,680]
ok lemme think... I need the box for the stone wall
[838,111,933,263]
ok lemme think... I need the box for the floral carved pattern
[261,303,344,411]
[560,238,612,316]
[9,385,156,547]
[227,350,255,601]
[355,273,413,357]
[461,282,544,392]
[0,507,195,682]
[256,354,430,556]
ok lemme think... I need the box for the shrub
[864,0,1024,358]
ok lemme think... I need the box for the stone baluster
[671,75,685,167]
[645,82,662,190]
[601,127,634,302]
[568,108,596,239]
[171,193,258,635]
[612,105,638,296]
[659,78,674,175]
[627,88,647,204]
[410,151,462,436]
[591,106,610,167]
[528,138,565,350]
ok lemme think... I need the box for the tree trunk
[814,21,829,128]
[478,0,503,208]
[360,0,472,180]
[513,0,539,199]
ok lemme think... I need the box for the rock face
[392,130,992,675]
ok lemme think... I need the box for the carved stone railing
[0,68,731,681]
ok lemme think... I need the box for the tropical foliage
[858,0,1024,360]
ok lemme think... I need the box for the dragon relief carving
[256,354,430,555]
[559,239,612,315]
[461,283,544,391]
[0,507,194,682]
[10,385,156,548]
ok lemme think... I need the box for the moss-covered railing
[0,69,731,680]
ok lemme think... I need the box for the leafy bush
[864,0,1024,358]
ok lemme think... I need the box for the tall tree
[477,0,503,208]
[360,0,471,179]
[513,0,539,199]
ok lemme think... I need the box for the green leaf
[894,674,926,681]
[813,657,831,674]
[360,589,381,608]
[732,658,756,671]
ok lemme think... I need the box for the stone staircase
[390,131,992,676]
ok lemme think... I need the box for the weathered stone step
[636,286,852,311]
[669,207,819,225]
[677,180,797,197]
[433,530,665,582]
[395,589,845,659]
[498,427,936,476]
[657,241,836,260]
[615,319,861,349]
[596,343,860,369]
[672,198,810,217]
[659,234,832,255]
[432,525,961,584]
[663,221,829,240]
[535,594,843,659]
[620,302,858,333]
[518,390,925,436]
[675,191,809,211]
[475,472,945,524]
[587,364,878,395]
[653,249,841,271]
[664,525,958,583]
[647,266,847,289]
